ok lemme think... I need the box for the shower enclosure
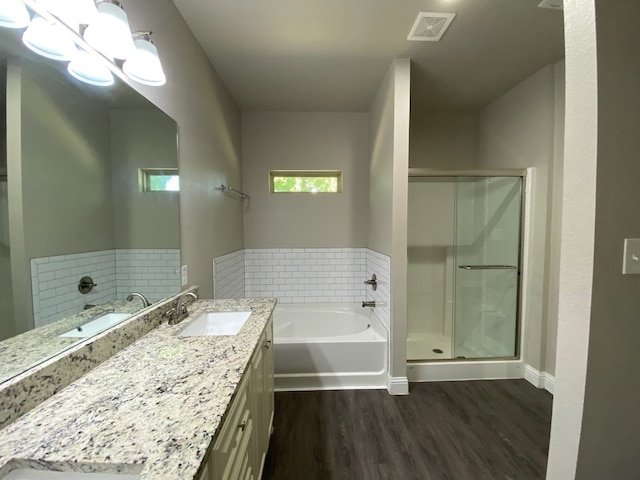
[407,173,523,361]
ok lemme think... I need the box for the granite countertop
[0,298,277,480]
[0,299,149,383]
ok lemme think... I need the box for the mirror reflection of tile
[31,249,180,327]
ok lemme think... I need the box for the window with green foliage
[139,168,179,192]
[270,170,342,193]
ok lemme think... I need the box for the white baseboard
[387,376,409,395]
[274,372,387,392]
[407,360,524,383]
[524,364,555,394]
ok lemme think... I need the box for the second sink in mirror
[58,313,132,338]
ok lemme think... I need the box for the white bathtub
[273,303,387,391]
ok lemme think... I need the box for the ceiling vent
[407,12,456,42]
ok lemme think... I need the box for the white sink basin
[59,313,132,338]
[3,469,138,479]
[178,311,252,337]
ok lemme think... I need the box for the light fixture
[122,32,166,86]
[0,0,165,88]
[0,0,31,29]
[22,14,76,61]
[83,0,135,59]
[41,0,97,27]
[67,48,115,86]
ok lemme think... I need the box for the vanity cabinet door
[229,410,253,480]
[252,317,274,477]
[211,375,250,480]
[208,316,274,480]
[263,317,274,438]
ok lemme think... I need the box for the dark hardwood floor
[262,380,553,480]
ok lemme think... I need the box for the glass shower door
[453,177,522,359]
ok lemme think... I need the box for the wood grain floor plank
[262,380,552,480]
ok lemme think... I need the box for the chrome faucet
[169,292,198,325]
[362,300,376,308]
[127,292,151,307]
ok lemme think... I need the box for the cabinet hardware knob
[264,340,272,349]
[238,420,247,432]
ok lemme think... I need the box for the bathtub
[273,303,387,391]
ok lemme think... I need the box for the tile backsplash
[115,249,181,302]
[213,248,391,334]
[245,248,367,304]
[31,249,180,327]
[366,249,391,333]
[31,251,117,328]
[213,250,245,299]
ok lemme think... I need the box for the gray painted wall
[546,0,597,476]
[121,0,243,297]
[110,109,180,249]
[0,64,12,339]
[0,181,12,340]
[6,66,25,334]
[368,59,411,388]
[574,1,640,477]
[21,73,114,259]
[8,66,114,333]
[368,65,395,258]
[242,111,369,248]
[545,61,565,377]
[476,64,560,375]
[409,111,478,169]
[389,59,411,388]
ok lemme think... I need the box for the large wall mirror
[0,26,180,384]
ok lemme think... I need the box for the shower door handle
[458,265,518,270]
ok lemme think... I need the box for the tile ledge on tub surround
[0,297,278,480]
[0,286,199,430]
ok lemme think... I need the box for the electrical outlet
[181,265,189,286]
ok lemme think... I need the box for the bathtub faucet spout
[362,300,376,308]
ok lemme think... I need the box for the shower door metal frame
[407,168,528,362]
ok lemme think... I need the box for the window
[139,168,179,192]
[269,170,342,193]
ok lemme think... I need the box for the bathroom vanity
[0,298,276,480]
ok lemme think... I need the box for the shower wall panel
[407,181,455,342]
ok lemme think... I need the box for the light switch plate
[181,265,189,286]
[622,239,640,274]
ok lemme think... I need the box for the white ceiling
[172,0,564,112]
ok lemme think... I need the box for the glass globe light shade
[22,15,76,61]
[122,34,166,86]
[68,48,115,86]
[0,0,31,29]
[83,1,134,59]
